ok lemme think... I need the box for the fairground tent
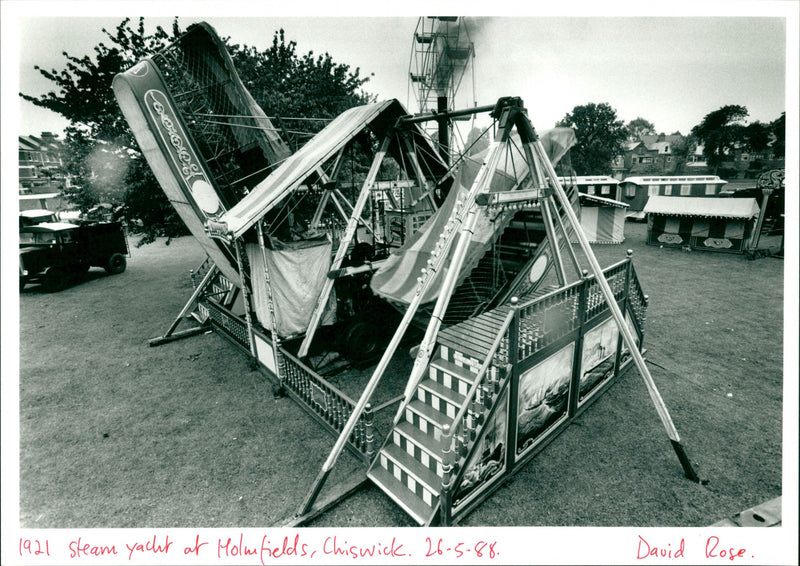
[571,193,629,244]
[643,195,760,253]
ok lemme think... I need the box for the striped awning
[643,196,759,219]
[371,128,577,306]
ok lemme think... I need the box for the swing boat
[113,22,702,527]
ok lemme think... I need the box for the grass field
[17,221,785,528]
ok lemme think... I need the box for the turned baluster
[364,403,375,460]
[439,424,454,526]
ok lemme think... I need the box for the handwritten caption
[636,534,751,561]
[19,533,499,563]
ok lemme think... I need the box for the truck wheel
[105,253,127,274]
[344,320,379,362]
[43,268,68,292]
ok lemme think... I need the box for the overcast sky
[7,7,791,139]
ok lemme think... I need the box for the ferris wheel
[408,17,476,161]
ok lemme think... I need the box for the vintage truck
[19,221,129,292]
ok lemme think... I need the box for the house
[18,132,65,189]
[611,134,684,180]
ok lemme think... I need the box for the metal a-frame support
[297,96,702,520]
[515,108,703,484]
[149,260,235,347]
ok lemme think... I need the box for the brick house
[611,134,685,180]
[19,132,65,189]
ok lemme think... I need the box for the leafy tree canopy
[690,105,784,173]
[21,18,373,243]
[556,102,627,175]
[625,117,656,142]
[690,104,748,172]
[770,112,785,158]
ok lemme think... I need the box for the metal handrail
[448,308,516,443]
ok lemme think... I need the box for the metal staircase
[367,307,508,525]
[367,285,556,525]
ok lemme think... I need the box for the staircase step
[394,420,443,466]
[406,399,453,439]
[429,358,478,395]
[367,463,437,525]
[438,333,492,362]
[383,442,442,494]
[418,378,464,419]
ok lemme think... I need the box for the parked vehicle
[19,221,129,292]
[19,209,57,228]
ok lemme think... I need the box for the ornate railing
[584,260,628,321]
[190,256,214,290]
[516,284,581,359]
[203,299,250,348]
[280,350,374,461]
[201,299,375,460]
[627,262,648,331]
[514,259,632,361]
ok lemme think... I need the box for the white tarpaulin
[246,240,336,338]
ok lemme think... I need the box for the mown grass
[18,221,783,527]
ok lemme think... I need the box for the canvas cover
[218,99,444,239]
[371,128,577,305]
[246,240,336,338]
[650,216,747,240]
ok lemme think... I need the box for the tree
[21,18,373,243]
[556,103,627,175]
[690,105,748,174]
[770,112,785,158]
[743,121,771,153]
[21,18,184,241]
[670,135,698,175]
[625,117,656,142]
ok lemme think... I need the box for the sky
[7,7,791,140]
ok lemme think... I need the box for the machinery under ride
[114,22,702,526]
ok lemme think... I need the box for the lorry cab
[19,221,128,292]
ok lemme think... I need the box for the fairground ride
[114,21,705,527]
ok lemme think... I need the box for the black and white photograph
[2,2,797,564]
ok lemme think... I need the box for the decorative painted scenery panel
[452,388,509,512]
[578,317,619,403]
[515,343,574,459]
